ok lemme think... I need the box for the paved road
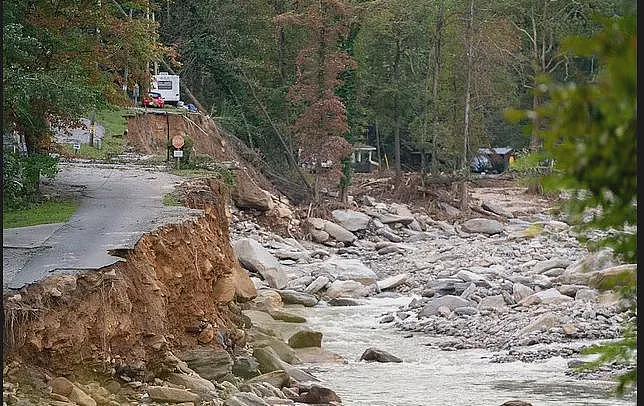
[3,163,202,291]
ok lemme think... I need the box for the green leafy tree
[3,0,162,207]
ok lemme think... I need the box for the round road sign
[172,135,185,149]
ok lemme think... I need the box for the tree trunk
[314,161,321,202]
[393,39,402,179]
[375,120,382,170]
[462,0,474,171]
[458,181,469,210]
[430,0,445,174]
[530,90,541,151]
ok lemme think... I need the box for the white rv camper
[151,72,180,105]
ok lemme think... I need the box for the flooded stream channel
[291,296,635,406]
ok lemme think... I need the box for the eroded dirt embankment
[3,180,256,378]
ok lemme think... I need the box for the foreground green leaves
[508,11,636,394]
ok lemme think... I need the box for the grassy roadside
[62,108,129,160]
[162,193,182,206]
[3,200,79,229]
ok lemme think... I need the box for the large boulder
[309,257,378,286]
[252,289,283,312]
[482,201,514,218]
[246,371,290,389]
[518,312,559,335]
[478,294,507,313]
[253,346,287,374]
[166,373,218,398]
[310,229,330,243]
[533,258,571,274]
[323,280,374,299]
[275,290,318,307]
[51,377,74,396]
[179,347,233,381]
[377,273,408,291]
[232,357,261,379]
[268,309,307,323]
[331,210,371,231]
[323,221,356,243]
[327,297,360,306]
[554,249,617,285]
[253,335,302,365]
[288,330,323,349]
[231,170,274,211]
[359,348,402,363]
[512,283,534,302]
[68,387,96,406]
[296,385,341,404]
[306,217,325,230]
[234,239,288,289]
[224,392,270,406]
[146,386,200,403]
[304,276,329,294]
[519,288,573,306]
[588,264,637,290]
[372,211,414,226]
[462,218,504,235]
[232,266,258,301]
[377,228,403,243]
[419,295,471,317]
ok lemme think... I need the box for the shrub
[3,151,59,209]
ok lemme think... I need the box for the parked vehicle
[151,72,180,105]
[143,92,165,108]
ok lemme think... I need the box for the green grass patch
[162,193,182,207]
[64,107,128,160]
[3,200,78,229]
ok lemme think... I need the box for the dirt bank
[3,180,256,378]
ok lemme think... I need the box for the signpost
[173,148,183,169]
[172,135,185,170]
[73,142,81,154]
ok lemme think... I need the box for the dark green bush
[3,151,59,209]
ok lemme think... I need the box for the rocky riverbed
[226,184,636,404]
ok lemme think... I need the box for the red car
[143,91,165,108]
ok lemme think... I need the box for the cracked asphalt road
[3,162,202,291]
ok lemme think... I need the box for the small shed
[471,147,514,173]
[351,143,380,173]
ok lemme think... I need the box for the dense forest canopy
[3,0,625,181]
[156,0,621,177]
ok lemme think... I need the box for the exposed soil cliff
[3,180,257,379]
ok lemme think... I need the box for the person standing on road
[133,83,140,107]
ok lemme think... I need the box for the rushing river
[291,296,635,406]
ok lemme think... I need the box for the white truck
[151,72,180,105]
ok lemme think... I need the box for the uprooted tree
[276,0,356,202]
